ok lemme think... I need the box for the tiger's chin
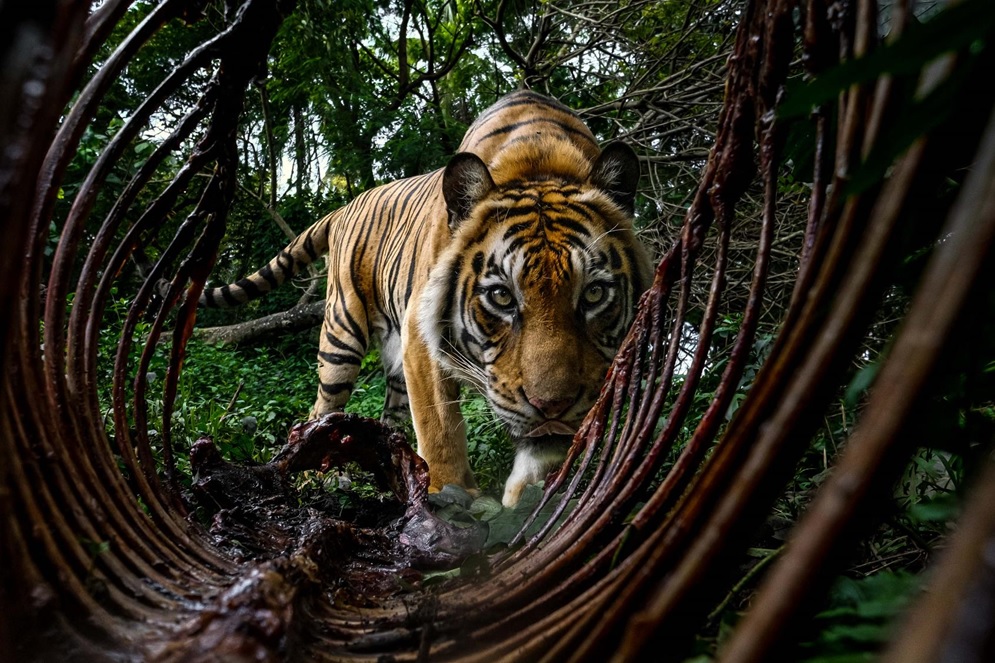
[501,434,573,508]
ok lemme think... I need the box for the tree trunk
[258,82,279,208]
[292,101,308,194]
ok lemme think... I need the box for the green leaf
[778,0,995,120]
[907,492,960,523]
[844,360,881,409]
[135,140,155,157]
[428,483,475,510]
[801,571,922,660]
[81,539,111,557]
[483,508,526,548]
[431,501,481,527]
[812,622,888,646]
[514,483,544,514]
[419,566,463,586]
[523,494,579,541]
[468,495,504,522]
[478,484,558,548]
[845,64,975,196]
[799,654,875,663]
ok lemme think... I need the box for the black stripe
[460,328,484,351]
[457,282,473,353]
[488,397,527,423]
[402,244,419,309]
[624,247,644,297]
[323,331,364,357]
[439,255,463,342]
[234,277,263,297]
[465,226,492,249]
[500,207,539,224]
[318,350,362,366]
[564,234,590,251]
[302,233,318,260]
[545,216,593,238]
[277,249,295,274]
[332,303,367,347]
[480,118,594,143]
[319,381,353,395]
[258,264,280,289]
[472,91,574,126]
[598,300,624,329]
[370,184,405,323]
[505,236,531,254]
[220,285,241,306]
[560,200,598,223]
[495,189,541,203]
[502,221,533,239]
[494,132,599,155]
[549,199,592,223]
[609,246,622,269]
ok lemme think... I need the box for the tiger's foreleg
[309,295,369,419]
[381,374,410,427]
[402,321,477,494]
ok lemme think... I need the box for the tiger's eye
[582,283,607,306]
[487,285,515,309]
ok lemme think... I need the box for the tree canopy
[65,0,739,326]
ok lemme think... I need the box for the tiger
[200,90,653,507]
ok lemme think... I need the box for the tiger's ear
[589,142,640,215]
[443,152,495,230]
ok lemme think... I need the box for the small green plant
[460,391,514,493]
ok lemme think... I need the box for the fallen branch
[194,299,325,344]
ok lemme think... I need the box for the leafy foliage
[795,572,923,663]
[68,1,995,660]
[97,293,514,494]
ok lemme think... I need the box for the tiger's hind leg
[310,294,369,419]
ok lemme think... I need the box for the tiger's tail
[199,210,339,308]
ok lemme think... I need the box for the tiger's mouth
[524,420,577,437]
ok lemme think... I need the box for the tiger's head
[419,138,653,455]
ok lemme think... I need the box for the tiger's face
[419,142,652,444]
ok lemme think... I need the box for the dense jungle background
[43,0,993,660]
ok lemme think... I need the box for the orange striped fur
[201,91,652,505]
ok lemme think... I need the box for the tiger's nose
[527,395,575,419]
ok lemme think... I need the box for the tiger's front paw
[502,479,527,508]
[427,465,478,498]
[502,439,568,507]
[428,483,480,497]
